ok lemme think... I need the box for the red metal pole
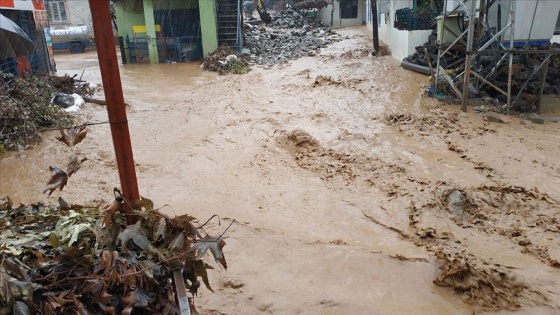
[88,0,140,224]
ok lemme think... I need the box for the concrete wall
[114,4,145,39]
[320,0,365,28]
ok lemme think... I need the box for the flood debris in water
[0,74,99,152]
[433,249,548,312]
[201,46,251,75]
[0,193,231,314]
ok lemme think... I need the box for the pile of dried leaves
[201,47,251,75]
[0,193,230,314]
[0,73,94,152]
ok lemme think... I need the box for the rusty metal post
[88,0,140,224]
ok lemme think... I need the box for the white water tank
[50,25,90,45]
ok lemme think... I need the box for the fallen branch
[83,97,107,105]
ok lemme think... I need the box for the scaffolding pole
[435,0,517,112]
[461,0,477,112]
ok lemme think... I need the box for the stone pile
[244,9,341,66]
[270,7,321,29]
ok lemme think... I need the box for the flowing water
[1,27,560,314]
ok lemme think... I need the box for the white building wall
[320,0,364,28]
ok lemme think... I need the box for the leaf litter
[0,193,232,314]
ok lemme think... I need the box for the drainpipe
[371,0,379,55]
[330,1,335,29]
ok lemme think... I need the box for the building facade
[114,0,220,64]
[366,0,433,61]
[320,0,367,28]
[45,0,93,32]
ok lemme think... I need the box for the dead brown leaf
[67,155,88,177]
[71,293,90,315]
[0,196,12,210]
[102,200,122,228]
[56,127,88,147]
[122,289,154,315]
[191,235,227,269]
[183,260,215,295]
[43,166,68,196]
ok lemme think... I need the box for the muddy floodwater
[2,27,560,314]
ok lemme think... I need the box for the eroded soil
[1,27,560,314]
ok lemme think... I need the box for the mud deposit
[1,27,560,314]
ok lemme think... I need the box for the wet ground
[2,27,560,314]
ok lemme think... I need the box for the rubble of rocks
[270,6,322,29]
[244,6,342,66]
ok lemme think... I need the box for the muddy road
[2,27,560,314]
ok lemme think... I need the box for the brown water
[1,27,560,314]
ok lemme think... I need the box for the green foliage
[227,59,250,74]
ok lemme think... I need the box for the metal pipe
[435,0,449,94]
[536,57,550,114]
[371,0,380,54]
[471,70,508,96]
[461,0,477,112]
[512,54,552,107]
[88,0,140,224]
[506,0,515,115]
[441,28,469,56]
[401,59,433,75]
[439,66,464,99]
[477,22,511,52]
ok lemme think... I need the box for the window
[46,0,67,23]
[340,0,358,19]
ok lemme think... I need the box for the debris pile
[433,249,547,311]
[0,194,230,314]
[293,0,329,11]
[0,74,77,152]
[270,6,320,29]
[244,24,341,65]
[403,35,560,112]
[201,46,251,75]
